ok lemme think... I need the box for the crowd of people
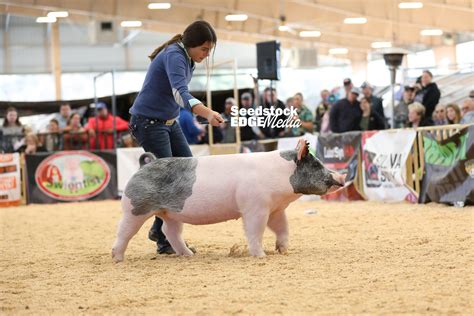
[2,70,474,153]
[179,70,474,144]
[0,102,133,154]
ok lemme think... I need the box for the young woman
[446,103,461,124]
[129,20,223,254]
[1,107,24,153]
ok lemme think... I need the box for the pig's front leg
[242,207,269,257]
[267,209,289,254]
[161,217,194,256]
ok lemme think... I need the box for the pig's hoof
[276,244,288,255]
[249,249,266,258]
[112,249,124,263]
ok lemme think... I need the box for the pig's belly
[163,195,241,225]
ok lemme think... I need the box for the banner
[117,145,210,195]
[420,125,474,205]
[25,151,117,203]
[316,132,363,201]
[0,153,22,207]
[361,130,417,202]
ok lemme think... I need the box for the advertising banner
[0,153,22,207]
[26,151,117,203]
[316,132,363,201]
[361,130,417,202]
[420,125,474,205]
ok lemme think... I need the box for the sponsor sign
[26,151,117,203]
[0,153,21,207]
[361,130,417,202]
[316,132,363,201]
[420,125,474,204]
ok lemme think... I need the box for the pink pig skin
[112,148,344,262]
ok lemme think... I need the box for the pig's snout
[330,172,345,187]
[325,172,345,193]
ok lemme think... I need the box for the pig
[112,139,345,262]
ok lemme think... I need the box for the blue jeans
[129,114,192,245]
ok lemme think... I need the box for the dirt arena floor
[1,199,472,314]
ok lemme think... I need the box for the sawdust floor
[1,200,472,314]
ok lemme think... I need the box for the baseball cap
[241,92,252,100]
[96,102,107,110]
[350,87,360,95]
[361,81,372,89]
[343,78,352,86]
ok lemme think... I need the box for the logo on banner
[35,151,111,201]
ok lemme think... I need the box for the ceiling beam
[290,0,471,33]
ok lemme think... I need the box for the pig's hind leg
[112,195,152,262]
[267,209,289,254]
[161,217,194,256]
[242,207,269,257]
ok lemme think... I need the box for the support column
[51,22,62,100]
[351,53,368,84]
[3,14,11,73]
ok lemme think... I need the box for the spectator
[343,78,353,97]
[361,81,386,125]
[408,102,428,128]
[261,87,287,138]
[179,107,205,145]
[314,89,330,132]
[17,133,46,154]
[240,92,264,141]
[63,113,89,150]
[291,92,313,136]
[54,103,72,130]
[393,85,415,128]
[446,104,461,124]
[1,107,24,153]
[40,118,62,151]
[220,97,237,143]
[359,97,386,131]
[85,102,129,150]
[460,99,474,124]
[285,96,295,109]
[417,70,441,125]
[432,104,448,126]
[329,87,362,133]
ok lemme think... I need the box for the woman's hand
[207,111,224,127]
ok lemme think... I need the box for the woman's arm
[192,104,224,127]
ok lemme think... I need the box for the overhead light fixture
[299,30,321,37]
[148,2,171,10]
[225,14,248,22]
[420,29,443,36]
[398,2,423,9]
[36,16,57,23]
[371,41,392,48]
[329,48,348,54]
[344,17,367,24]
[279,25,290,32]
[47,11,69,18]
[121,20,142,27]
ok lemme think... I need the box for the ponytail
[148,33,183,61]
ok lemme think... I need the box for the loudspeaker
[256,41,280,80]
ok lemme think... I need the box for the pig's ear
[296,139,309,161]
